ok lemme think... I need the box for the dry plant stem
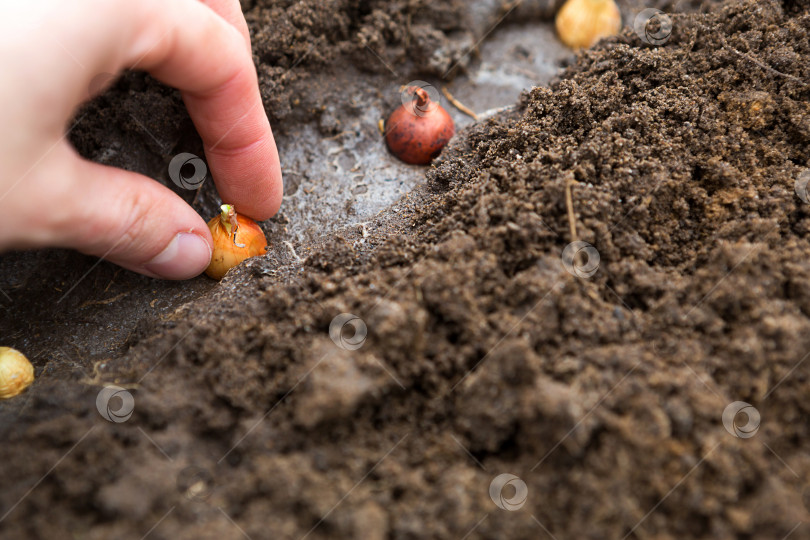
[283,241,303,263]
[79,292,129,309]
[565,175,578,242]
[191,188,203,209]
[704,26,810,87]
[502,0,523,15]
[442,87,479,120]
[723,44,808,86]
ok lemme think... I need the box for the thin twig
[79,292,129,309]
[441,87,479,120]
[702,25,810,87]
[565,175,578,242]
[722,43,808,86]
[283,241,303,263]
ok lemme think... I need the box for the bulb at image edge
[205,204,268,280]
[0,347,34,399]
[555,0,621,50]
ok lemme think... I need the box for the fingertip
[60,154,215,280]
[143,231,213,280]
[125,0,281,223]
[241,162,283,221]
[199,0,252,53]
[204,135,284,221]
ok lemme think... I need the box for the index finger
[198,0,252,53]
[129,0,282,220]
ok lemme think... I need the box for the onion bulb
[0,347,34,399]
[385,86,455,165]
[205,204,268,280]
[555,0,621,50]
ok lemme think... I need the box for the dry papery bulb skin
[0,347,34,399]
[205,204,268,280]
[385,86,455,165]
[555,0,622,50]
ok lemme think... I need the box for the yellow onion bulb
[0,347,34,399]
[205,204,268,280]
[555,0,621,50]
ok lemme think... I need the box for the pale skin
[0,0,283,279]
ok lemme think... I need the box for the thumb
[44,144,213,280]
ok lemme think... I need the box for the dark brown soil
[2,0,810,538]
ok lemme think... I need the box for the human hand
[0,0,282,279]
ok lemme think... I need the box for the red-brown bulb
[385,86,455,165]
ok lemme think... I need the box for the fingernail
[144,233,212,280]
